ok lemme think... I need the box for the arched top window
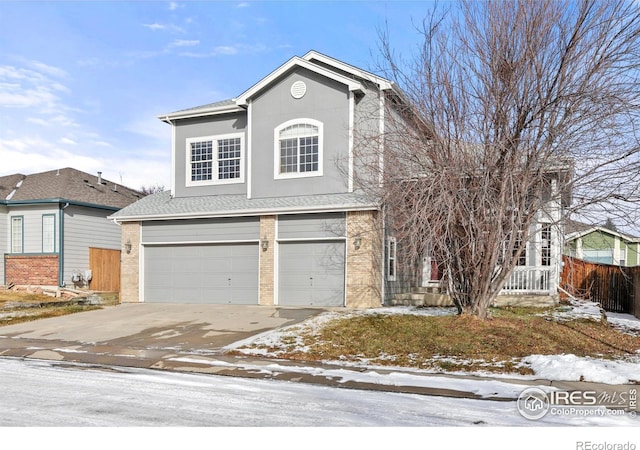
[274,119,323,179]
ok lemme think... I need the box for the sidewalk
[0,303,637,410]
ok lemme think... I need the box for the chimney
[97,172,103,185]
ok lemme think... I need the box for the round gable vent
[290,80,307,99]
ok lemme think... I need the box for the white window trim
[274,118,324,180]
[11,216,23,254]
[42,214,56,253]
[387,237,397,281]
[185,133,245,187]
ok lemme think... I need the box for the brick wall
[346,210,382,308]
[259,215,276,305]
[120,221,140,303]
[5,255,59,286]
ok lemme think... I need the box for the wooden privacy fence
[560,255,639,315]
[89,247,121,292]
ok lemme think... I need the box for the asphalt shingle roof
[0,168,143,209]
[111,190,379,221]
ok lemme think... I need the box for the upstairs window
[186,133,244,186]
[274,119,323,179]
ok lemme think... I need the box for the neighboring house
[564,222,640,266]
[111,51,566,307]
[0,168,142,289]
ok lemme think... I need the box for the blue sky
[0,0,428,190]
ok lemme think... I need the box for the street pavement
[0,303,636,406]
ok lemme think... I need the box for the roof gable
[566,225,640,243]
[0,168,143,210]
[235,56,364,106]
[302,51,394,90]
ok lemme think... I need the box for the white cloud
[24,60,68,79]
[0,137,170,190]
[168,39,200,48]
[168,2,184,11]
[59,137,77,145]
[142,22,185,33]
[0,65,71,115]
[213,46,238,55]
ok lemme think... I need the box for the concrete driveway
[0,303,324,370]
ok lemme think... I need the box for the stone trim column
[346,210,382,308]
[120,221,140,303]
[259,215,276,306]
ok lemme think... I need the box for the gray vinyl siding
[142,217,260,243]
[278,213,346,239]
[250,67,350,198]
[62,205,120,287]
[6,205,60,254]
[173,113,248,198]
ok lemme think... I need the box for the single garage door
[144,243,258,304]
[278,241,345,306]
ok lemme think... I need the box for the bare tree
[357,0,640,318]
[139,184,166,196]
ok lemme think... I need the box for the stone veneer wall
[346,210,382,308]
[120,221,140,303]
[259,215,276,305]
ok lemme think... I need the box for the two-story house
[112,51,566,307]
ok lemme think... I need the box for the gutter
[110,203,380,224]
[0,198,121,212]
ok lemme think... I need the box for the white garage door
[144,243,259,304]
[278,241,345,307]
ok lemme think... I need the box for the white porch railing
[501,266,553,295]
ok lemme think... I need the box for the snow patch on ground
[522,354,640,384]
[227,301,640,385]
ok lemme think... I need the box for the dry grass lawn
[237,306,640,375]
[0,290,104,326]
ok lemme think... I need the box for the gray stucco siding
[353,81,386,190]
[62,206,121,287]
[278,213,346,239]
[250,67,350,198]
[142,217,260,243]
[173,113,248,198]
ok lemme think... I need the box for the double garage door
[144,243,259,304]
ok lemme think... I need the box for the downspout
[58,202,69,287]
